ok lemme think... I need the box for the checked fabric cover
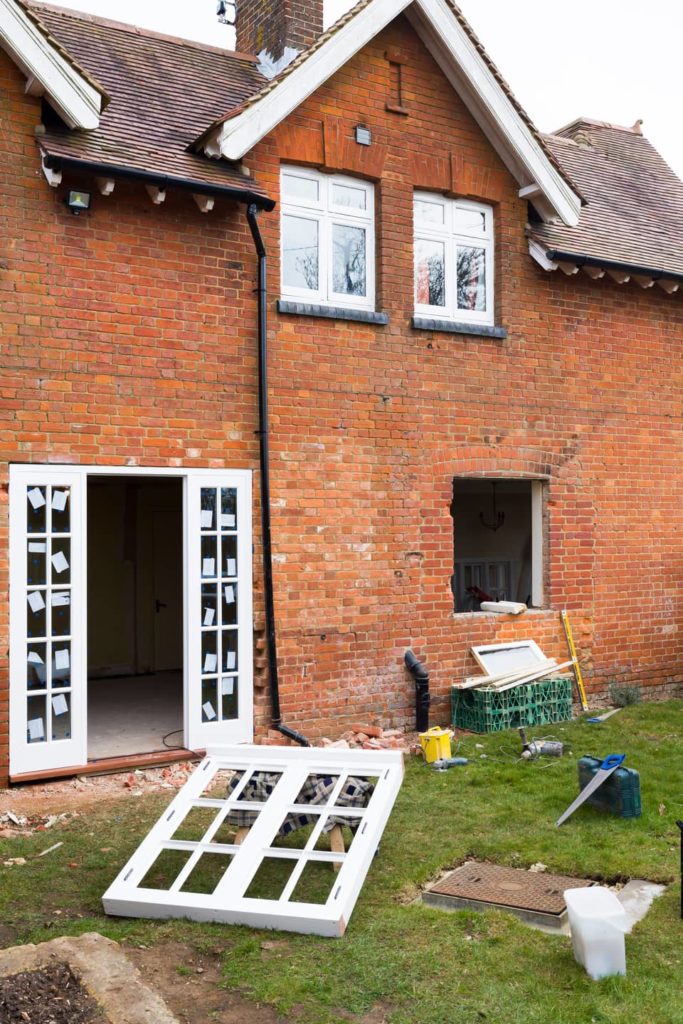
[226,772,375,835]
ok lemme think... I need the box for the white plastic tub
[564,887,628,980]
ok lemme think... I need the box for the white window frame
[414,192,494,326]
[281,166,375,312]
[103,745,404,937]
[471,640,547,676]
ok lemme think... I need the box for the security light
[66,189,91,215]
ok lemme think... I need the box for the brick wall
[236,0,323,57]
[1,12,682,781]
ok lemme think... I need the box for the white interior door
[185,472,253,750]
[9,466,87,775]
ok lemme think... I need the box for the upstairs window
[414,193,494,326]
[281,167,375,311]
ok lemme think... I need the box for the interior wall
[452,480,532,603]
[87,477,183,678]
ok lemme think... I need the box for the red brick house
[1,0,682,784]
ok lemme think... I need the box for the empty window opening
[87,476,183,759]
[451,479,543,612]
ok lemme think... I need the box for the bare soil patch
[127,941,286,1024]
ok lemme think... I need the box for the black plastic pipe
[677,820,683,919]
[404,650,430,732]
[246,205,310,748]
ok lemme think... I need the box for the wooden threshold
[10,748,203,785]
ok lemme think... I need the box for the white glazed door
[185,473,253,750]
[9,467,87,775]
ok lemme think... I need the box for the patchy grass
[1,702,682,1024]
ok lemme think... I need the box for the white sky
[47,0,683,177]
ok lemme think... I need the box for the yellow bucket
[419,726,454,763]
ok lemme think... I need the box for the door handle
[155,599,167,613]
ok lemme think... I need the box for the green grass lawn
[1,701,682,1024]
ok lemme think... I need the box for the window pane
[415,238,445,307]
[414,199,444,225]
[332,224,366,297]
[332,183,366,210]
[455,207,486,234]
[282,216,319,291]
[457,246,487,311]
[282,174,319,204]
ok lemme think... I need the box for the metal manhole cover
[423,862,594,925]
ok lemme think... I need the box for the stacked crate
[451,676,573,734]
[577,756,642,818]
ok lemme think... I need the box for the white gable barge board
[210,0,580,227]
[406,1,580,226]
[103,745,404,938]
[0,0,102,129]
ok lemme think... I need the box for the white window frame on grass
[103,745,404,937]
[281,166,375,311]
[414,192,494,326]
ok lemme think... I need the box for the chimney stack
[236,0,324,61]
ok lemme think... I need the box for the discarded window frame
[102,745,403,937]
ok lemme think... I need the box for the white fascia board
[215,0,413,160]
[528,238,558,271]
[0,0,101,129]
[407,0,581,227]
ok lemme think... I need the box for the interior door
[185,472,253,750]
[153,509,183,672]
[9,466,87,775]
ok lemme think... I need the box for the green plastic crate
[451,676,573,734]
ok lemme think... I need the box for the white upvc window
[414,193,494,326]
[281,167,375,311]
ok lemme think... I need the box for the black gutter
[545,248,683,284]
[246,204,310,748]
[42,153,275,211]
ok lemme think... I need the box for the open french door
[9,466,87,775]
[184,472,253,751]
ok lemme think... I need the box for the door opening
[87,476,184,759]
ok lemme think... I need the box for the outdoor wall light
[355,124,372,146]
[65,189,91,215]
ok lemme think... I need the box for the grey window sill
[412,316,507,339]
[277,300,389,325]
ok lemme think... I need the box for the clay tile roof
[532,120,683,277]
[29,2,269,197]
[196,0,581,200]
[15,0,109,102]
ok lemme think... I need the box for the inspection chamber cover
[103,745,404,937]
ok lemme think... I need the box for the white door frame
[9,464,253,776]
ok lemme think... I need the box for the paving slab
[0,932,179,1024]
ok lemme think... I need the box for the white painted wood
[531,479,543,607]
[0,0,102,129]
[518,183,541,199]
[24,73,42,96]
[606,269,630,285]
[193,194,215,214]
[557,261,579,276]
[9,466,87,775]
[495,660,573,692]
[471,639,546,677]
[102,746,404,937]
[40,152,62,187]
[184,473,253,751]
[96,177,116,196]
[657,279,679,294]
[528,239,557,272]
[145,185,166,204]
[211,0,581,226]
[632,274,654,289]
[582,266,605,280]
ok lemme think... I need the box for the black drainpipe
[404,650,430,732]
[246,204,310,747]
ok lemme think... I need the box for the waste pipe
[246,204,310,747]
[404,650,430,732]
[677,821,683,919]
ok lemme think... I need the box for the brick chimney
[236,0,323,61]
